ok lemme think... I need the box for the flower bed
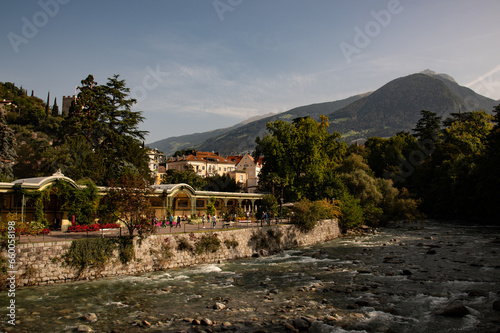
[67,223,121,233]
[98,223,121,229]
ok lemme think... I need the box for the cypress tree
[45,91,50,116]
[52,97,59,117]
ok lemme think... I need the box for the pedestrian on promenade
[202,215,206,228]
[176,216,181,228]
[212,215,217,228]
[170,215,174,227]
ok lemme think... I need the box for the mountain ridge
[148,71,498,155]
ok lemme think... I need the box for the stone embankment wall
[3,220,339,288]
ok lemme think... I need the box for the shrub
[339,193,364,231]
[63,238,115,276]
[194,234,221,255]
[176,236,194,252]
[116,236,135,264]
[291,198,342,232]
[250,228,282,252]
[162,238,173,259]
[224,238,239,249]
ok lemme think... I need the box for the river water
[2,220,500,332]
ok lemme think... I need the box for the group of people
[153,215,187,228]
[201,214,217,228]
[152,214,219,229]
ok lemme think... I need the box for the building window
[202,166,205,170]
[219,167,221,171]
[224,167,226,171]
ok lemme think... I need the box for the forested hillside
[0,76,150,186]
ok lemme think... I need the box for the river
[2,220,500,332]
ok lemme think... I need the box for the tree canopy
[0,76,150,186]
[255,115,347,202]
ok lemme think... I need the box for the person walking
[169,214,174,227]
[176,215,181,228]
[202,215,206,228]
[212,214,217,228]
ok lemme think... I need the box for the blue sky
[2,0,500,143]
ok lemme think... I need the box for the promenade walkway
[17,219,289,244]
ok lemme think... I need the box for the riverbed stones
[77,325,93,332]
[82,313,98,323]
[434,301,470,317]
[292,317,310,331]
[201,318,213,326]
[213,302,226,310]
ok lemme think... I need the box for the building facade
[147,148,166,185]
[228,154,263,193]
[0,171,263,231]
[165,150,236,178]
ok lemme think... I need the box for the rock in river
[434,301,470,317]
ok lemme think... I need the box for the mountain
[326,73,497,142]
[194,95,366,155]
[147,113,275,156]
[149,71,498,156]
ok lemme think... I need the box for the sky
[1,0,500,143]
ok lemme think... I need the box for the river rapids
[2,220,499,332]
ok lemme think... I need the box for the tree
[0,116,17,181]
[62,74,150,185]
[412,110,443,143]
[337,192,364,231]
[105,172,155,236]
[255,115,347,201]
[161,167,206,190]
[409,110,494,218]
[256,194,278,221]
[206,197,216,217]
[204,174,242,192]
[461,106,499,222]
[291,198,342,232]
[51,97,59,117]
[54,179,99,226]
[365,132,419,179]
[445,110,493,155]
[45,91,50,117]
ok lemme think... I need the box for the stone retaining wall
[2,220,339,288]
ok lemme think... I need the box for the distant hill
[327,73,497,142]
[147,113,275,156]
[148,71,498,156]
[191,95,365,155]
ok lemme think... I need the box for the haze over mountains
[148,71,498,156]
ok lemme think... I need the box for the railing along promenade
[16,219,291,244]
